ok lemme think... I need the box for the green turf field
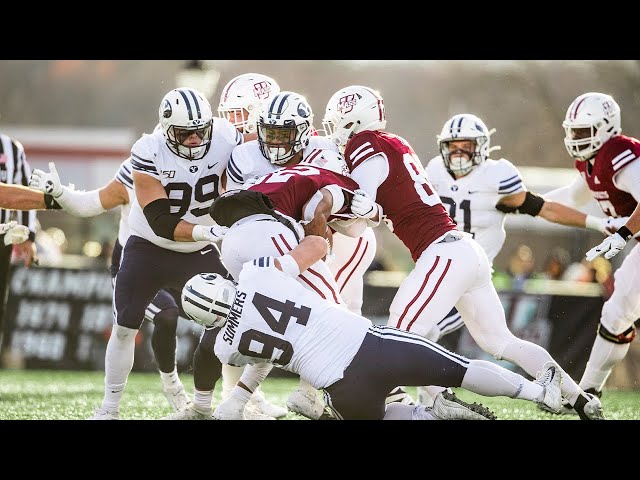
[0,369,638,420]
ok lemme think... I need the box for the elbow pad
[496,191,545,217]
[143,198,182,240]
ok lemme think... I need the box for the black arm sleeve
[44,194,62,210]
[143,198,182,240]
[495,191,545,217]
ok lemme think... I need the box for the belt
[437,232,464,244]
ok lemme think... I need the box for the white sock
[580,335,630,392]
[159,367,181,390]
[193,389,214,413]
[221,364,244,401]
[501,338,582,404]
[461,359,544,401]
[102,324,137,413]
[238,363,273,393]
[229,385,252,404]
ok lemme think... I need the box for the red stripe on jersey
[406,258,452,332]
[339,241,369,294]
[271,235,327,299]
[396,256,440,329]
[279,233,340,303]
[335,237,364,281]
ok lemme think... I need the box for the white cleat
[162,405,213,420]
[248,390,287,419]
[88,407,119,420]
[214,396,276,420]
[244,404,277,420]
[163,383,192,412]
[533,361,563,413]
[580,393,605,420]
[432,390,497,420]
[286,387,325,420]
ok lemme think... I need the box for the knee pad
[598,322,637,344]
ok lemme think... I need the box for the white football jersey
[128,121,242,252]
[425,156,525,264]
[214,257,370,389]
[225,136,338,190]
[113,157,135,246]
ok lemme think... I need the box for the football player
[62,87,239,419]
[419,112,624,405]
[29,151,194,413]
[542,92,640,413]
[179,234,568,420]
[322,85,604,420]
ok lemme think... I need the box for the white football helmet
[218,73,281,134]
[257,91,314,165]
[182,273,236,328]
[437,113,495,177]
[299,149,351,177]
[563,92,621,161]
[158,87,214,161]
[322,85,387,151]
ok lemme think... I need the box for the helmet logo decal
[297,102,311,118]
[602,100,615,117]
[337,94,357,114]
[253,81,271,100]
[162,99,172,118]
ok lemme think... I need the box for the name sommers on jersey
[225,136,338,190]
[426,154,524,264]
[128,122,242,253]
[214,257,369,389]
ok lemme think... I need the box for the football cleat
[286,387,325,420]
[88,407,119,420]
[533,361,563,413]
[577,393,605,420]
[432,390,497,420]
[162,405,213,420]
[214,396,276,420]
[163,383,192,412]
[248,390,288,419]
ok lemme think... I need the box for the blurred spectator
[506,244,536,290]
[537,247,571,280]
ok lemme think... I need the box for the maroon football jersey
[575,135,640,218]
[249,164,360,221]
[344,130,456,261]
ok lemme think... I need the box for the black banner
[1,266,204,372]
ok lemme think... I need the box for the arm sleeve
[350,153,388,201]
[542,174,593,208]
[55,187,107,217]
[613,159,640,201]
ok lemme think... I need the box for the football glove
[585,232,627,261]
[29,161,63,198]
[351,189,380,219]
[1,221,30,246]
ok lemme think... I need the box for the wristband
[277,254,301,277]
[617,226,633,241]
